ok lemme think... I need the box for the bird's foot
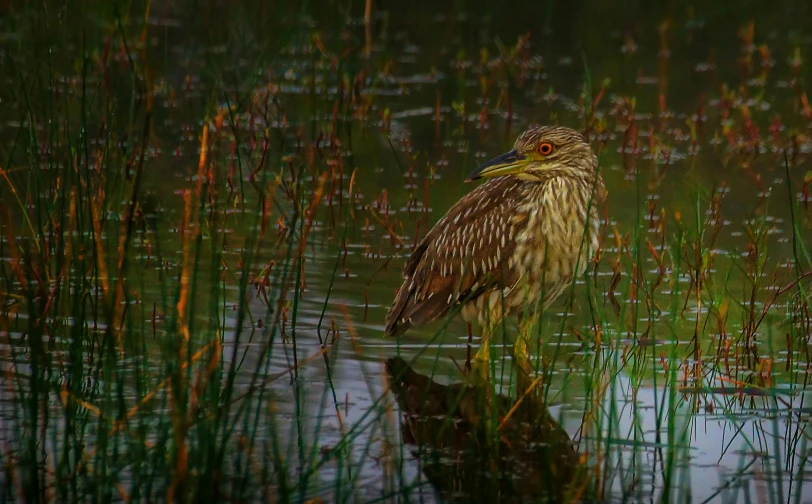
[465,343,491,387]
[513,335,531,373]
[512,335,534,389]
[467,358,490,387]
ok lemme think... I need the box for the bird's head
[466,126,598,182]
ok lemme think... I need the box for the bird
[384,125,606,380]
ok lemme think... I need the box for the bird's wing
[385,176,526,337]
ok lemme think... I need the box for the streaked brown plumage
[385,126,606,344]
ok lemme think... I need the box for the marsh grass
[1,0,812,502]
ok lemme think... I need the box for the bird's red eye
[538,142,554,155]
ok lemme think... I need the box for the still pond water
[2,0,812,502]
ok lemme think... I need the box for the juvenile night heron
[384,125,606,380]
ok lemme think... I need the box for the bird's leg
[465,323,473,373]
[467,298,502,386]
[469,324,493,386]
[513,313,538,382]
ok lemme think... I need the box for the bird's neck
[525,172,604,204]
[525,173,603,250]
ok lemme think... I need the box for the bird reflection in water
[386,357,590,503]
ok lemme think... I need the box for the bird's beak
[466,149,527,181]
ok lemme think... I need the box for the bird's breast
[511,178,600,305]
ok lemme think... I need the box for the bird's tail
[384,294,411,338]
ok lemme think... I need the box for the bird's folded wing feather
[385,177,526,337]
